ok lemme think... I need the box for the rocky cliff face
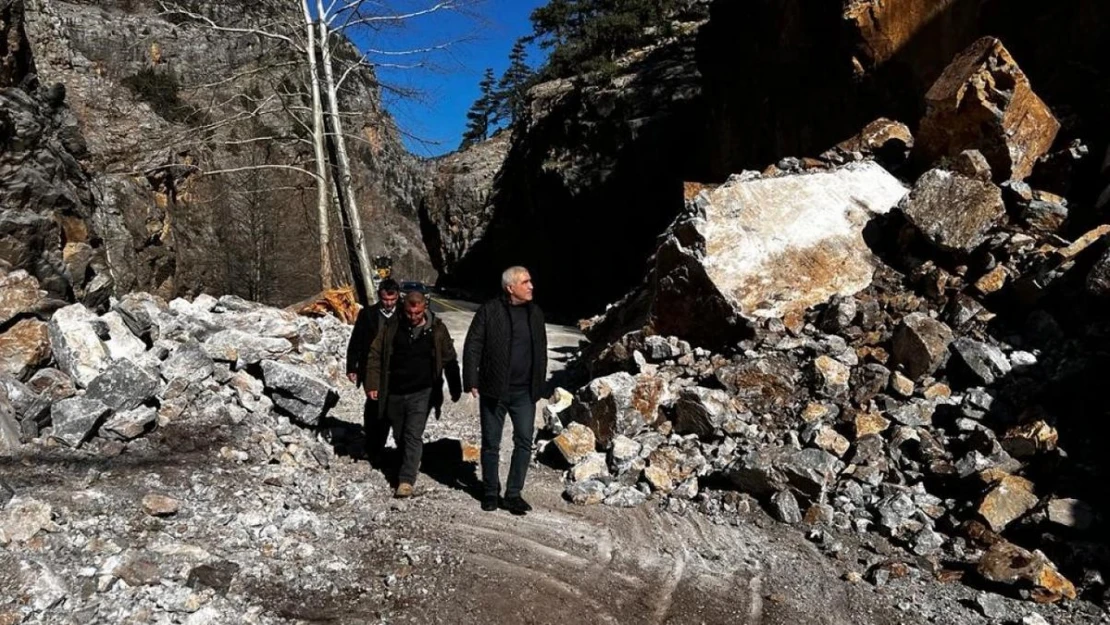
[421,0,1110,320]
[6,0,432,307]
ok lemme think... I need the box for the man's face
[507,272,534,303]
[405,300,426,326]
[379,290,399,312]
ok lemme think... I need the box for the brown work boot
[394,483,414,498]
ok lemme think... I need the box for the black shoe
[501,495,531,515]
[481,496,499,512]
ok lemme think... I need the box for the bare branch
[159,2,302,50]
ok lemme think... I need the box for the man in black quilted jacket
[346,279,400,465]
[463,266,547,514]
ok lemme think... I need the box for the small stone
[0,319,51,380]
[1021,615,1050,625]
[603,487,647,508]
[922,383,951,400]
[162,342,215,384]
[101,406,157,441]
[951,149,992,181]
[973,592,1008,619]
[186,561,240,595]
[85,358,160,413]
[142,494,181,517]
[974,265,1008,295]
[553,422,596,465]
[950,338,1012,386]
[0,498,55,544]
[911,528,944,556]
[1001,421,1058,458]
[814,426,850,457]
[49,397,111,448]
[801,402,833,423]
[570,453,609,483]
[811,355,850,398]
[978,475,1038,531]
[890,372,914,398]
[565,480,606,505]
[643,465,674,493]
[899,169,1005,253]
[1046,498,1094,530]
[672,387,734,439]
[978,540,1076,602]
[854,411,890,439]
[891,313,953,379]
[771,490,803,524]
[843,571,864,583]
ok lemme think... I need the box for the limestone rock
[899,169,1005,253]
[569,372,668,447]
[811,355,850,398]
[85,358,159,413]
[101,406,157,441]
[0,270,46,326]
[0,319,50,380]
[979,475,1038,531]
[47,304,110,387]
[950,338,1012,386]
[260,360,338,427]
[891,313,954,379]
[49,396,111,448]
[977,540,1076,603]
[771,490,803,524]
[917,37,1060,182]
[552,423,596,465]
[672,386,734,439]
[142,494,181,517]
[1046,498,1094,531]
[570,453,609,483]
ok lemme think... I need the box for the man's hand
[347,372,358,384]
[469,388,478,398]
[368,390,378,400]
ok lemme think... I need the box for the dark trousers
[362,398,390,461]
[385,388,432,486]
[480,389,535,498]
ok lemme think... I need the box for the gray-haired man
[463,267,547,514]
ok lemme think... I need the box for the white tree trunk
[315,0,376,305]
[301,0,333,290]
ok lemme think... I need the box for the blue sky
[350,0,548,158]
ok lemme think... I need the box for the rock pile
[1,265,343,465]
[554,37,1107,606]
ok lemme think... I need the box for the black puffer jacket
[463,297,547,402]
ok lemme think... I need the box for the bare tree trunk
[301,0,333,290]
[315,0,376,305]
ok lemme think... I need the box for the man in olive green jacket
[367,291,461,497]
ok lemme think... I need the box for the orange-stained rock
[916,37,1059,182]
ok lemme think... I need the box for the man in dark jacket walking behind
[463,266,547,514]
[346,279,401,464]
[367,291,462,497]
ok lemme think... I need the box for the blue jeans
[479,389,535,498]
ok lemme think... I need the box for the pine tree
[495,38,535,124]
[459,68,497,149]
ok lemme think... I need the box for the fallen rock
[951,150,992,181]
[811,355,850,398]
[565,479,606,506]
[854,410,891,439]
[85,359,160,412]
[716,356,797,414]
[891,314,954,380]
[824,118,913,164]
[898,169,1005,253]
[47,304,110,387]
[0,498,55,544]
[730,447,843,499]
[26,368,75,402]
[101,406,157,441]
[113,292,168,342]
[161,342,215,384]
[0,270,46,326]
[552,422,596,465]
[771,490,803,524]
[186,561,240,595]
[672,387,734,439]
[603,487,647,508]
[1001,421,1058,459]
[569,372,668,447]
[260,360,338,427]
[541,387,574,435]
[101,311,146,361]
[49,397,111,448]
[570,453,609,483]
[814,426,850,457]
[203,329,292,367]
[142,494,181,517]
[950,338,1012,386]
[977,540,1076,603]
[0,319,50,380]
[916,37,1060,182]
[0,390,20,455]
[979,475,1038,532]
[1046,498,1094,531]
